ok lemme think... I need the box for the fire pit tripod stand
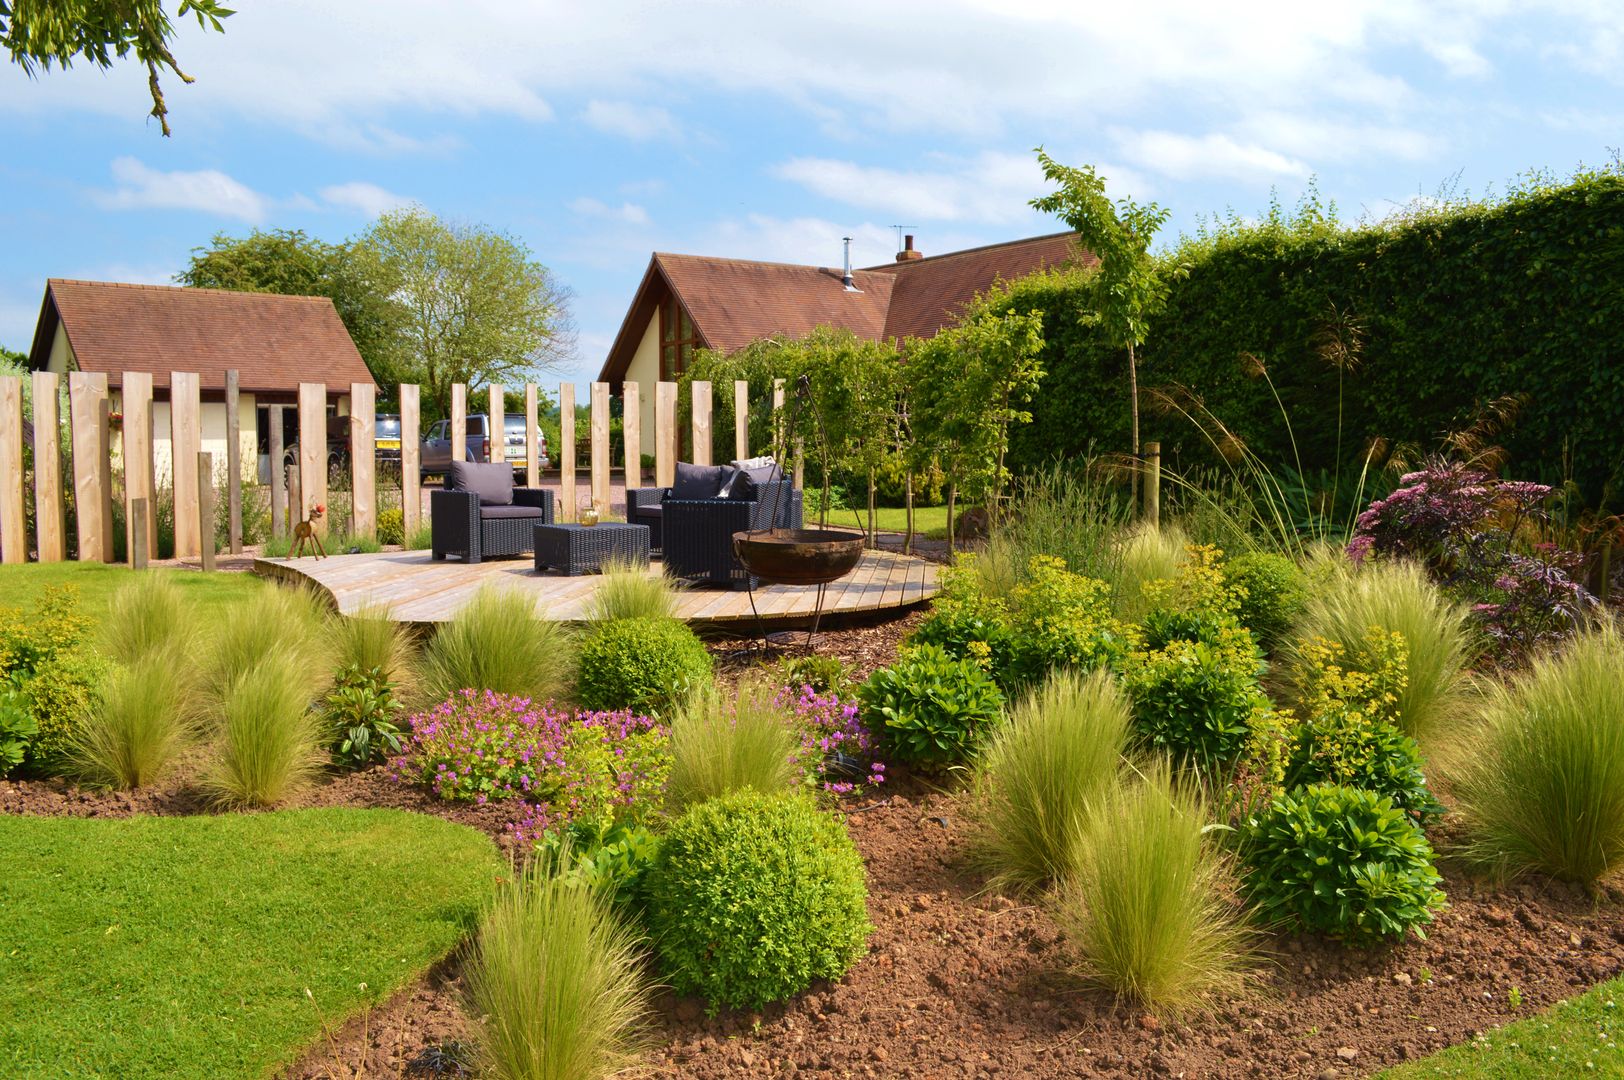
[732,374,865,648]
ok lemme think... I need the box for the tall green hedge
[1008,169,1624,503]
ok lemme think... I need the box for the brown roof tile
[30,279,374,395]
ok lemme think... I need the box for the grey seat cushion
[669,461,734,500]
[632,503,663,518]
[448,460,514,506]
[479,503,544,520]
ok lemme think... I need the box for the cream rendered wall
[127,395,257,485]
[47,326,74,374]
[624,315,662,449]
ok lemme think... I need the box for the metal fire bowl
[732,528,866,586]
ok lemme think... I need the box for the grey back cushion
[722,457,785,501]
[669,461,734,500]
[447,460,514,506]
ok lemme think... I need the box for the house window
[659,295,700,379]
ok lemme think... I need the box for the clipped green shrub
[576,617,712,715]
[1242,784,1445,942]
[420,586,575,705]
[25,649,110,765]
[858,644,1005,767]
[1120,639,1269,769]
[1056,766,1250,1012]
[1222,551,1305,649]
[970,669,1130,893]
[1287,559,1474,742]
[71,664,191,790]
[585,560,676,622]
[467,859,650,1080]
[1452,621,1624,885]
[665,681,798,813]
[203,649,323,807]
[377,508,405,546]
[645,791,870,1011]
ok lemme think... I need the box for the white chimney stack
[841,236,857,291]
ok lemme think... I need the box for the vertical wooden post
[122,372,156,561]
[0,377,23,564]
[169,371,201,558]
[734,380,750,460]
[298,382,327,534]
[31,371,65,562]
[400,385,421,540]
[690,380,713,466]
[655,381,677,488]
[130,498,149,570]
[69,372,109,562]
[269,405,286,539]
[1143,441,1161,528]
[198,452,216,571]
[450,383,467,464]
[225,370,242,554]
[350,381,376,539]
[524,383,540,488]
[488,383,505,465]
[287,463,302,537]
[590,381,610,514]
[559,383,577,522]
[622,382,641,488]
[97,390,114,561]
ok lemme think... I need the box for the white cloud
[92,157,268,222]
[569,197,651,226]
[1232,111,1433,163]
[705,215,922,269]
[1112,130,1311,183]
[320,181,414,217]
[582,100,681,141]
[771,152,1041,224]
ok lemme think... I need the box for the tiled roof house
[596,232,1087,437]
[27,279,374,481]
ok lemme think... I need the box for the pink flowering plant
[780,683,886,795]
[1349,459,1594,660]
[391,690,670,836]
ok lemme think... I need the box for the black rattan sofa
[629,460,802,589]
[431,460,555,563]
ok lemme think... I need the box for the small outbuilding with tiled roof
[27,279,374,482]
[596,231,1086,438]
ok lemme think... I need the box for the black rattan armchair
[660,480,803,589]
[430,487,554,563]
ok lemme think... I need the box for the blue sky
[2,0,1620,394]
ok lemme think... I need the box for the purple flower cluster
[390,690,669,835]
[780,684,886,795]
[1349,459,1595,663]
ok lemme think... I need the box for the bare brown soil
[6,606,1623,1079]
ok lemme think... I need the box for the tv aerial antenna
[891,225,917,251]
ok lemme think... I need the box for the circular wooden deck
[251,549,939,628]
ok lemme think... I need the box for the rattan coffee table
[532,522,651,575]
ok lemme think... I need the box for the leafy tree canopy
[1,0,232,135]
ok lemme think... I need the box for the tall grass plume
[70,664,190,790]
[665,680,799,812]
[586,559,676,622]
[421,586,574,705]
[202,649,323,807]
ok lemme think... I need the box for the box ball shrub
[1242,784,1445,942]
[644,790,871,1011]
[857,644,1005,767]
[1221,551,1305,650]
[576,617,712,715]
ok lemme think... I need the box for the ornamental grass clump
[202,649,323,807]
[1054,765,1250,1013]
[100,573,194,666]
[202,583,328,709]
[1287,558,1474,743]
[325,604,417,703]
[645,790,870,1011]
[1451,621,1624,886]
[70,663,191,790]
[420,586,574,705]
[665,681,798,813]
[466,860,650,1080]
[1111,524,1187,622]
[970,669,1131,894]
[586,559,677,622]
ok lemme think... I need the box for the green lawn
[1382,976,1624,1077]
[0,562,266,621]
[0,808,501,1079]
[816,504,951,540]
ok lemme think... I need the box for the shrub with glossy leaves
[858,644,1005,767]
[576,617,712,715]
[644,791,870,1012]
[1452,621,1624,885]
[1242,784,1445,942]
[1120,639,1269,769]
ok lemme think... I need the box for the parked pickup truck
[420,414,549,479]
